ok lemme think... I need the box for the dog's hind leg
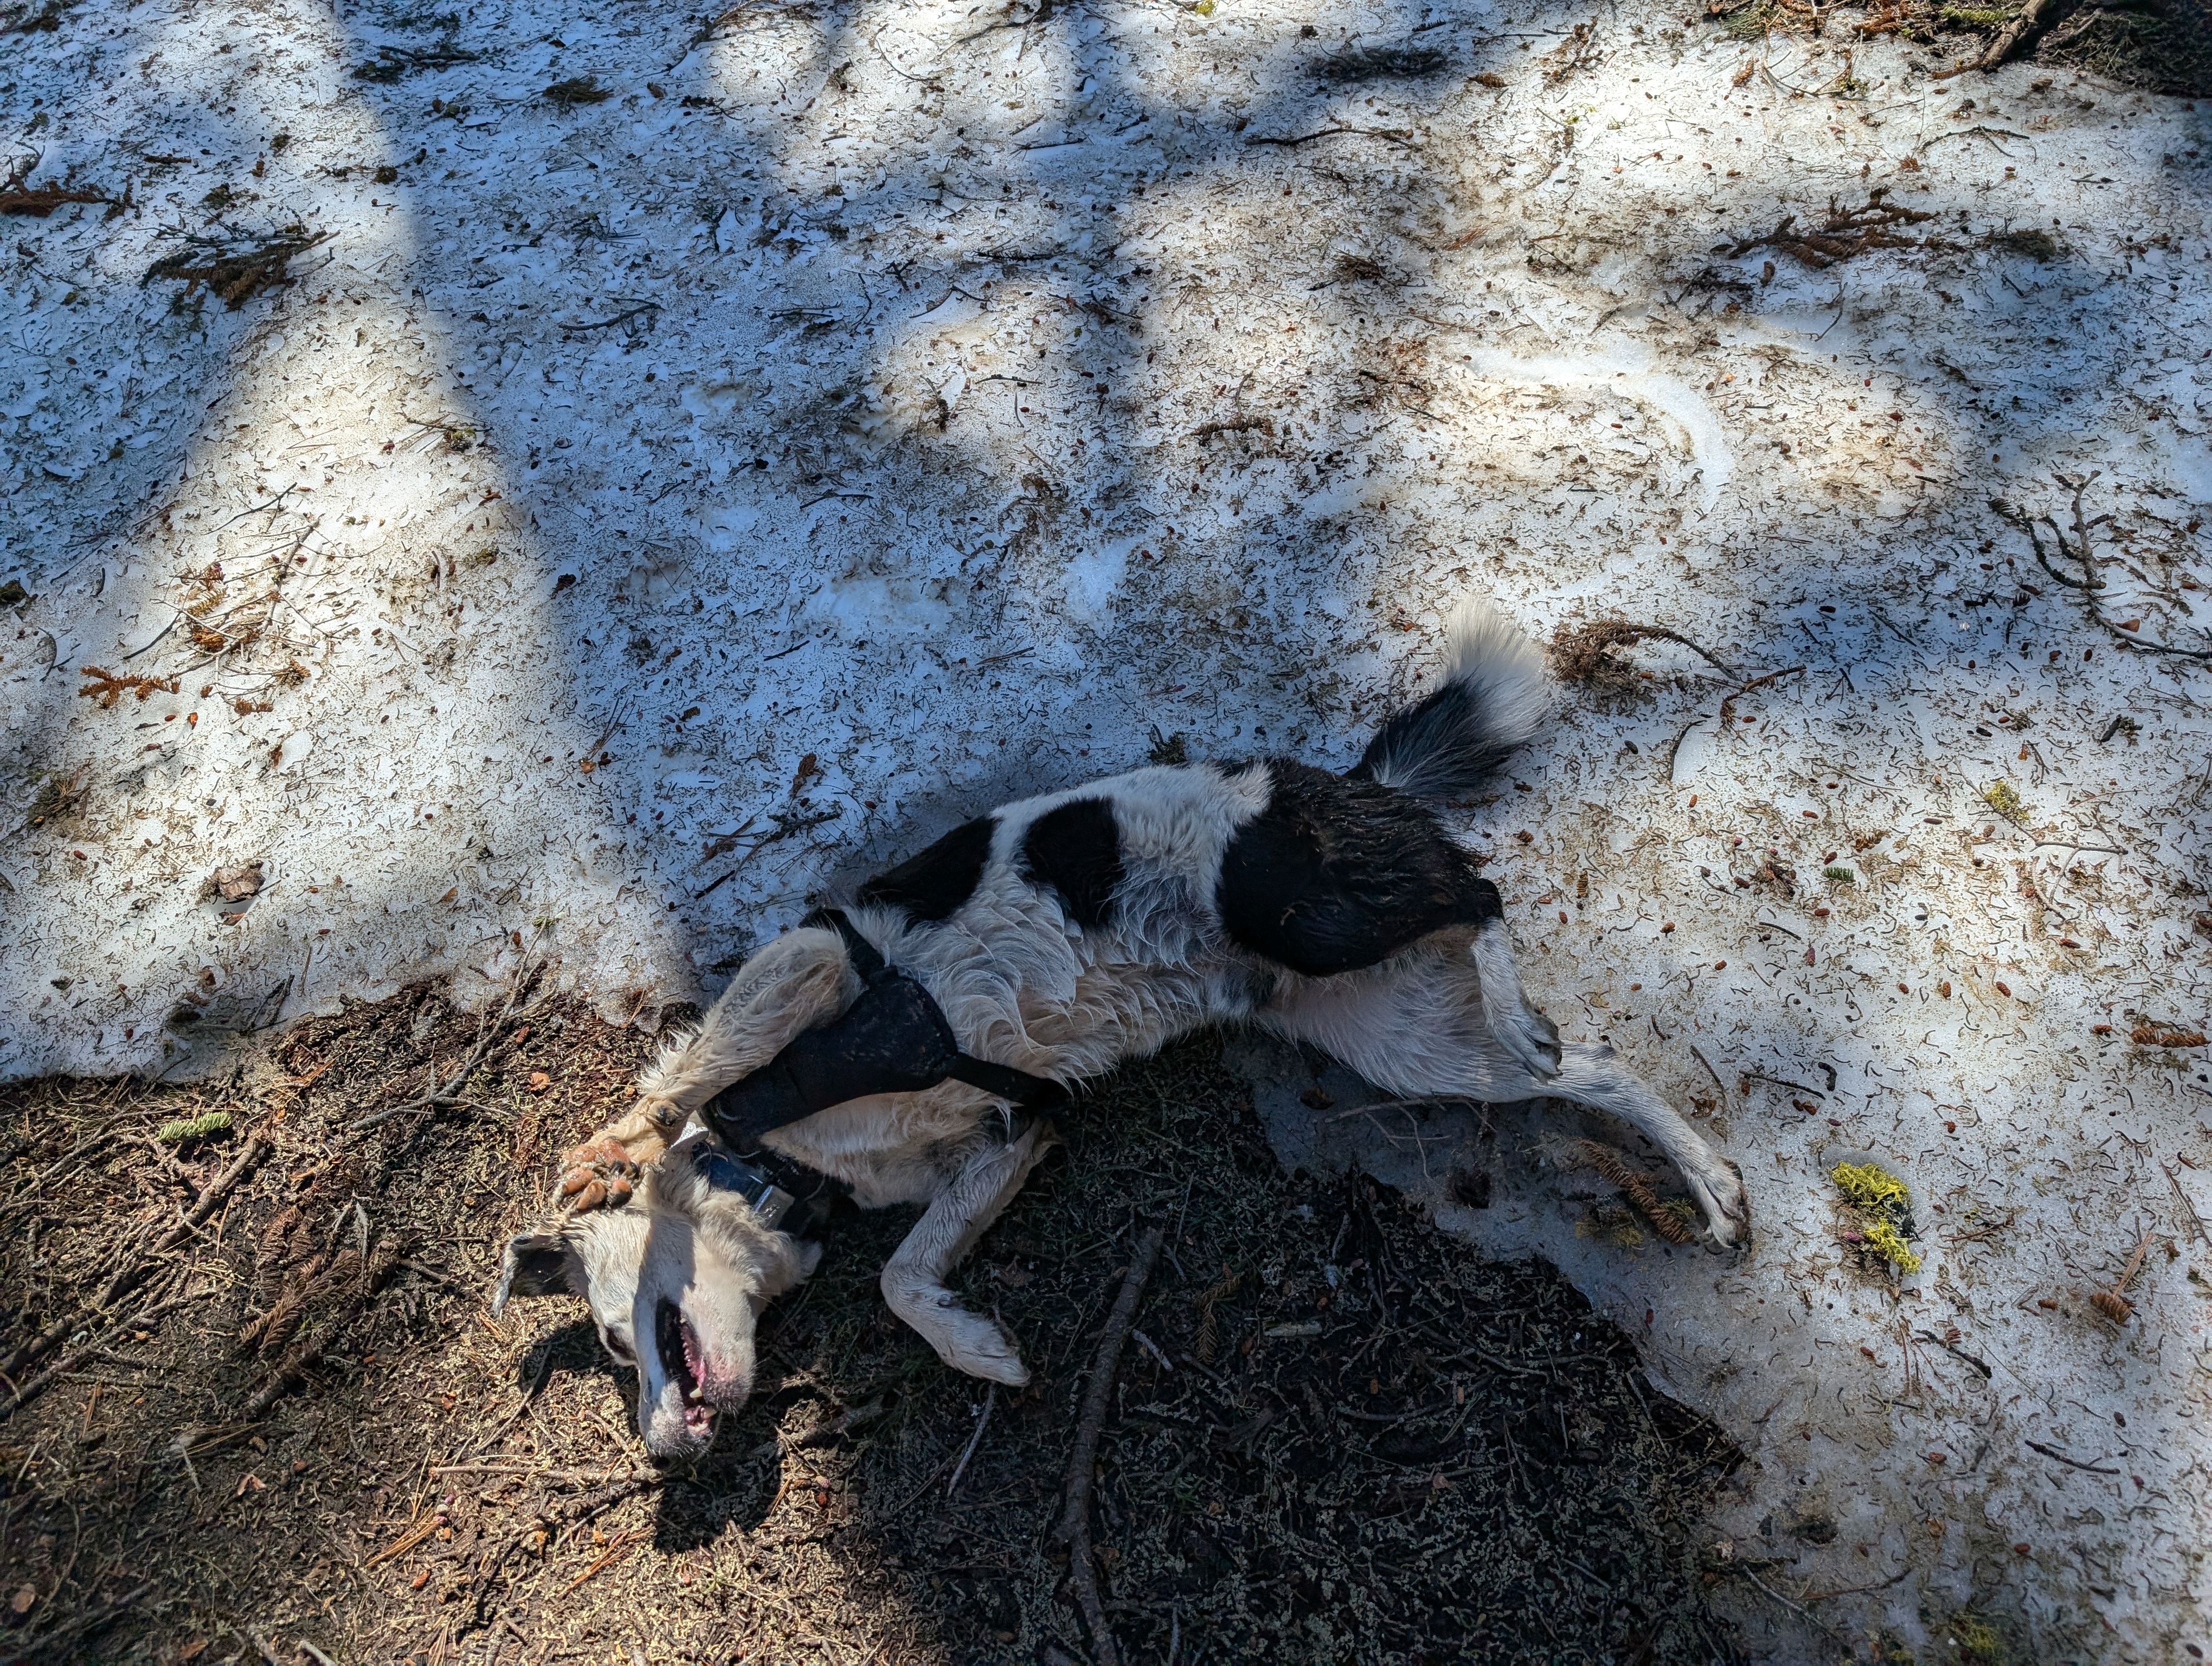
[1469,919,1561,1081]
[1539,1043,1748,1248]
[880,1122,1057,1386]
[562,927,857,1198]
[1267,964,1745,1247]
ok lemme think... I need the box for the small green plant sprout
[1824,866,1855,884]
[155,1109,233,1145]
[1831,1160,1921,1275]
[1979,780,2024,822]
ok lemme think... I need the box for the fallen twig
[1718,665,1805,725]
[17,1579,156,1651]
[2164,1161,2211,1249]
[944,1382,996,1500]
[1689,1045,1729,1108]
[1243,124,1414,148]
[564,1527,648,1591]
[1971,0,2056,72]
[1054,1224,1166,1666]
[1553,619,1737,682]
[1724,190,1934,270]
[1996,482,2212,665]
[92,1133,269,1311]
[2025,1437,2119,1475]
[559,302,662,337]
[1912,1328,1992,1378]
[467,1475,661,1626]
[0,1113,131,1222]
[4,1287,205,1417]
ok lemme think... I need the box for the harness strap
[697,909,1068,1156]
[805,908,1070,1114]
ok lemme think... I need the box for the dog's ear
[492,1231,586,1313]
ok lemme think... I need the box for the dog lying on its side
[494,599,1749,1458]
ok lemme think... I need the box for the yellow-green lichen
[1831,1161,1910,1212]
[1831,1161,1921,1274]
[1979,780,2024,821]
[1860,1217,1924,1275]
[1949,1612,2005,1665]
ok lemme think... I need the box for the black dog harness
[697,909,1070,1164]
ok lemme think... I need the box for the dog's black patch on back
[1020,797,1124,931]
[1216,759,1502,977]
[857,815,996,922]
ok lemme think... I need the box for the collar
[692,1143,804,1231]
[682,1132,850,1239]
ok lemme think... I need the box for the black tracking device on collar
[691,1141,848,1239]
[696,909,1070,1157]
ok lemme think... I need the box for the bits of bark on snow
[210,861,265,902]
[144,226,332,310]
[76,667,180,709]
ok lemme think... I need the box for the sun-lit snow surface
[3,0,2210,1652]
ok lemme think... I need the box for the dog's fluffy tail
[1347,597,1550,799]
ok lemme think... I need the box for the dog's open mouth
[654,1297,713,1434]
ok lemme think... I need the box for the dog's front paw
[556,1138,644,1213]
[931,1307,1031,1388]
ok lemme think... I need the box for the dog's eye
[603,1331,634,1361]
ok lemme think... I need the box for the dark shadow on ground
[0,989,1748,1664]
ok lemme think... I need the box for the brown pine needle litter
[0,1004,1747,1664]
[1551,619,1736,684]
[143,226,332,309]
[1555,1138,1700,1244]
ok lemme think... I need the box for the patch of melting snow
[1062,534,1135,626]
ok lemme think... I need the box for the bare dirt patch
[2,990,1746,1663]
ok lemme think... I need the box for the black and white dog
[495,599,1748,1458]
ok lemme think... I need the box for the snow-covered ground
[4,0,2210,1653]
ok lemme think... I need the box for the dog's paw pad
[557,1146,640,1213]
